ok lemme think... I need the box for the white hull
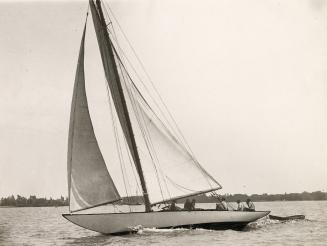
[63,210,270,234]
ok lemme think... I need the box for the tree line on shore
[0,195,68,207]
[196,191,327,203]
[1,191,326,207]
[122,191,327,204]
[224,191,327,202]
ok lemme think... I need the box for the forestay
[67,22,120,213]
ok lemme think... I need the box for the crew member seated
[184,198,191,210]
[169,200,181,211]
[235,200,244,211]
[190,199,196,210]
[216,197,228,211]
[244,198,255,211]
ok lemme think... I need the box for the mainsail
[67,0,222,213]
[67,22,120,213]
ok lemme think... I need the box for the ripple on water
[0,201,326,245]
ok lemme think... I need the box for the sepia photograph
[0,0,326,245]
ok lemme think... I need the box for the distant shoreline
[0,205,68,208]
[1,191,326,207]
[120,191,327,204]
[0,200,326,208]
[0,195,68,208]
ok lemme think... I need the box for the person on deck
[215,202,225,211]
[184,199,191,211]
[169,200,181,211]
[216,197,228,211]
[244,198,255,211]
[190,199,196,210]
[222,197,228,210]
[236,200,244,211]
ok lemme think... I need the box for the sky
[0,0,326,199]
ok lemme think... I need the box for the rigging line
[97,2,145,206]
[128,82,173,201]
[110,40,212,195]
[104,13,167,202]
[116,109,142,196]
[114,44,218,189]
[102,2,185,145]
[107,28,144,198]
[102,5,170,127]
[113,52,143,198]
[132,87,216,187]
[109,95,132,211]
[104,76,132,210]
[105,82,126,188]
[117,54,167,203]
[133,91,199,163]
[101,19,199,171]
[118,58,167,203]
[122,74,215,191]
[102,1,220,189]
[104,1,164,199]
[108,38,183,145]
[112,83,134,205]
[103,3,166,202]
[109,40,196,164]
[127,76,172,202]
[115,106,142,197]
[104,1,196,155]
[117,58,171,203]
[125,85,167,203]
[104,17,201,190]
[123,132,142,196]
[129,82,191,153]
[126,73,218,189]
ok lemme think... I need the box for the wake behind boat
[63,0,269,234]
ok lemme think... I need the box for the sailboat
[62,0,270,234]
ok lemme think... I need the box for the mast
[93,0,151,212]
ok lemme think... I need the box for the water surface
[0,201,326,245]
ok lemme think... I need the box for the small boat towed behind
[269,215,305,221]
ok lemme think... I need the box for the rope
[120,61,167,203]
[100,0,222,201]
[102,1,187,147]
[103,1,196,154]
[104,79,132,212]
[102,17,217,189]
[102,2,168,203]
